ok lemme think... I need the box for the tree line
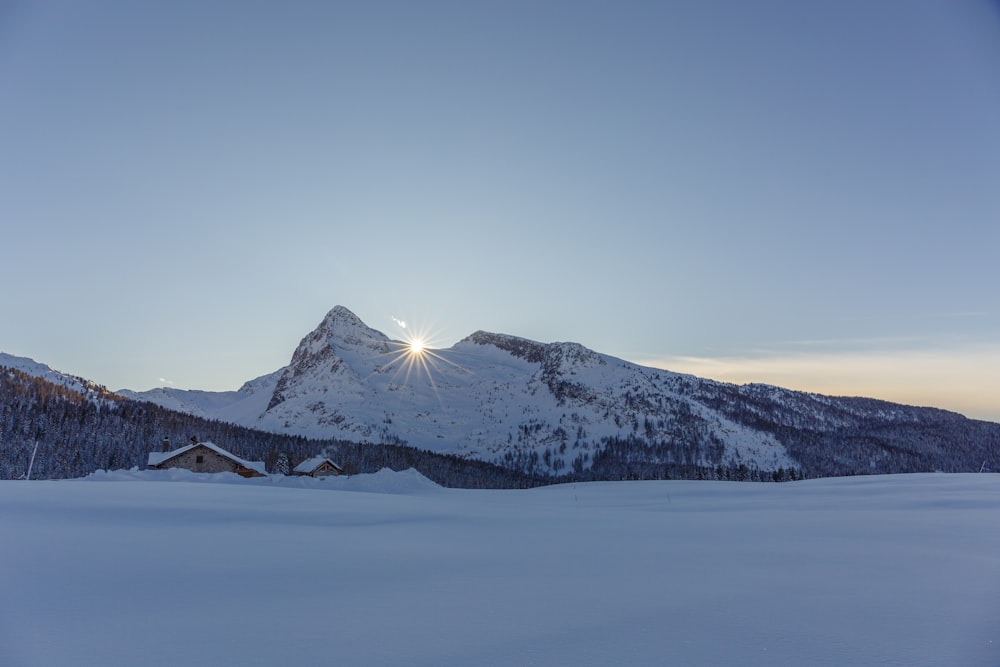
[0,368,546,488]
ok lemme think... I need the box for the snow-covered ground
[1,471,997,667]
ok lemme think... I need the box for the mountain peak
[321,304,367,328]
[326,304,361,321]
[315,306,389,345]
[264,307,389,412]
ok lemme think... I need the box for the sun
[377,318,469,402]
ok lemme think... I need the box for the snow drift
[1,471,997,666]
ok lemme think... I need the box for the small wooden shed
[148,439,266,478]
[293,456,344,477]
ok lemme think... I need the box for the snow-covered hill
[2,472,998,667]
[117,305,999,478]
[159,306,797,473]
[117,368,284,424]
[0,352,115,402]
[10,305,997,479]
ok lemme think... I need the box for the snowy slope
[117,368,283,423]
[245,306,796,473]
[2,472,997,667]
[118,305,999,477]
[0,352,114,401]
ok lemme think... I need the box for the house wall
[314,462,341,477]
[155,446,257,477]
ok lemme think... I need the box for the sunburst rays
[373,322,466,403]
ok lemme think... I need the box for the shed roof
[293,456,342,474]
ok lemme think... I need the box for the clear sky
[2,1,999,422]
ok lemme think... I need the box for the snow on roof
[147,441,267,475]
[293,456,341,474]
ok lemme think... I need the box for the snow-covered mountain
[11,306,995,478]
[117,306,997,477]
[253,306,796,472]
[0,352,116,402]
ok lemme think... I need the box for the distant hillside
[0,366,546,488]
[0,352,118,401]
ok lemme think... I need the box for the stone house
[148,438,266,478]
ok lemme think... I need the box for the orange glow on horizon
[636,343,1000,423]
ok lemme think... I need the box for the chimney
[161,437,170,453]
[190,435,199,445]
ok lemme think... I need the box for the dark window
[196,455,204,463]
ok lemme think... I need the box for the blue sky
[2,1,999,422]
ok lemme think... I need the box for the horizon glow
[643,342,1000,423]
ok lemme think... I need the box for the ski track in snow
[1,471,998,667]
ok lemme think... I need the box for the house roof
[147,441,267,476]
[293,456,342,474]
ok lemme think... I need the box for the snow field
[1,471,998,666]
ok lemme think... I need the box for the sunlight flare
[371,317,467,403]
